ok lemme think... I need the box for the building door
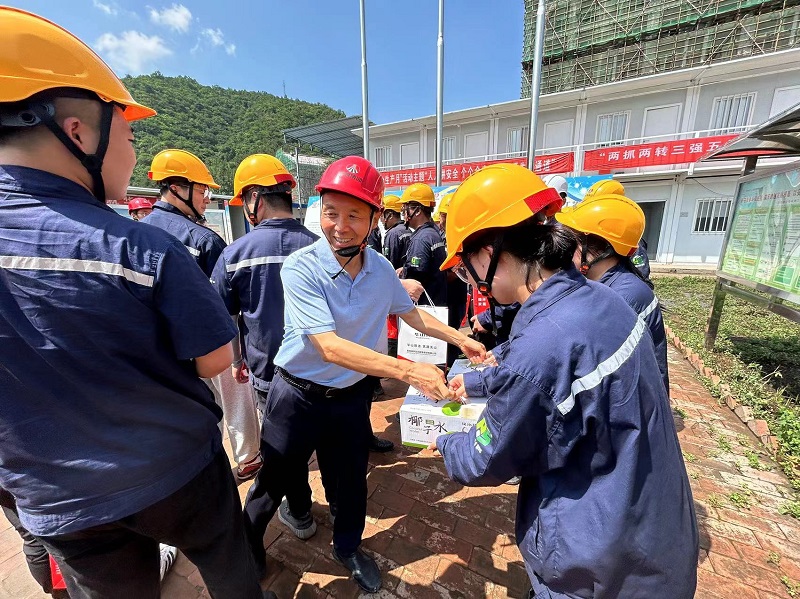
[638,201,665,258]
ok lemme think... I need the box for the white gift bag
[397,291,449,364]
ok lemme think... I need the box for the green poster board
[719,163,800,303]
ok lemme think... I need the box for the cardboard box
[399,359,490,448]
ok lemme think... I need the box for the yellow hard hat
[441,164,564,271]
[0,7,155,122]
[437,190,456,215]
[554,194,644,257]
[230,154,296,206]
[584,179,625,199]
[400,183,436,207]
[382,194,403,213]
[148,149,220,189]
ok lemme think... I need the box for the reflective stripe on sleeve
[557,316,647,416]
[226,256,287,273]
[639,295,659,320]
[183,245,201,256]
[0,255,154,287]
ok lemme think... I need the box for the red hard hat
[128,197,153,213]
[315,156,384,210]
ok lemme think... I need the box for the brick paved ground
[2,346,799,598]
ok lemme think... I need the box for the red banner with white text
[381,153,574,188]
[584,135,737,172]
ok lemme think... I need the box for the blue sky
[9,1,524,123]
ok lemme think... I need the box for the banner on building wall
[380,152,574,188]
[584,134,737,172]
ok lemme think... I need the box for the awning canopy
[703,102,800,161]
[283,116,367,158]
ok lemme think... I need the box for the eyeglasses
[197,185,212,199]
[452,258,471,284]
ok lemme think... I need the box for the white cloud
[148,4,192,33]
[192,28,236,57]
[93,0,117,16]
[95,31,172,75]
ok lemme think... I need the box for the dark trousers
[2,499,65,597]
[244,373,372,563]
[252,387,315,514]
[35,450,263,599]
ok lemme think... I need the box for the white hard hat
[542,174,568,197]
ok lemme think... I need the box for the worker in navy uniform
[144,148,263,480]
[433,164,698,599]
[243,156,486,594]
[583,178,652,281]
[381,194,410,269]
[142,149,225,277]
[398,183,448,308]
[211,153,319,540]
[0,7,274,598]
[556,194,669,395]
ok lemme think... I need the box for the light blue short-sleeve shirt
[274,238,415,388]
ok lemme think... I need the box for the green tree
[124,73,345,195]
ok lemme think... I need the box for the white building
[363,50,800,267]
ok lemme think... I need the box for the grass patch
[706,493,725,508]
[780,501,800,519]
[655,275,800,488]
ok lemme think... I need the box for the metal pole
[294,146,302,206]
[359,0,370,158]
[527,0,546,171]
[435,0,445,186]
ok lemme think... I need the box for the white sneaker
[159,544,178,581]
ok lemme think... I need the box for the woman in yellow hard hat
[0,7,273,599]
[431,163,698,599]
[555,193,669,393]
[584,178,652,279]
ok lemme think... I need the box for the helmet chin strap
[171,182,205,223]
[579,235,615,276]
[331,208,375,280]
[463,234,504,335]
[31,100,113,204]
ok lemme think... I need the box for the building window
[507,126,530,155]
[693,198,732,233]
[443,136,456,161]
[373,146,392,168]
[710,93,755,133]
[596,111,629,146]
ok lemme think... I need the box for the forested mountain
[124,73,345,194]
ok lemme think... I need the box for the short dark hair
[248,184,293,212]
[158,177,190,196]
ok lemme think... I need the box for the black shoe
[332,548,382,593]
[262,592,277,599]
[368,435,394,453]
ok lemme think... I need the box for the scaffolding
[522,0,800,96]
[275,149,330,208]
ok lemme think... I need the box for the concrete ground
[2,346,799,598]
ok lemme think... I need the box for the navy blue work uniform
[476,302,521,346]
[243,239,415,566]
[632,238,652,280]
[0,166,264,598]
[600,261,669,394]
[142,200,227,277]
[211,218,318,392]
[382,222,411,269]
[402,221,447,306]
[437,267,698,599]
[367,225,382,254]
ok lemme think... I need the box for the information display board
[719,163,800,303]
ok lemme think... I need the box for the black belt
[275,367,341,398]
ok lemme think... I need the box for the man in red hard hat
[243,156,486,594]
[127,197,153,221]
